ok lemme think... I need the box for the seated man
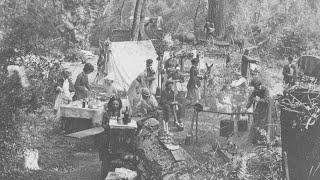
[160,80,183,131]
[134,88,158,117]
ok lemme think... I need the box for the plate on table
[88,105,98,109]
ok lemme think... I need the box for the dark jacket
[68,78,75,93]
[282,63,297,85]
[241,55,257,78]
[160,88,175,106]
[246,86,270,109]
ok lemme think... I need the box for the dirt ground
[25,50,284,180]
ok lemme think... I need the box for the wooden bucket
[220,119,234,137]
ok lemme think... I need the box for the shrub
[64,48,86,63]
[0,72,25,179]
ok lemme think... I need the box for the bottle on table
[82,99,86,108]
[123,106,130,125]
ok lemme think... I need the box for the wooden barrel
[238,115,248,132]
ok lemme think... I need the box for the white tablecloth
[109,119,137,129]
[59,100,105,125]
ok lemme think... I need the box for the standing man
[164,51,180,80]
[186,56,202,104]
[282,56,297,87]
[245,78,272,144]
[241,49,258,81]
[204,19,215,41]
[160,80,183,132]
[145,59,156,88]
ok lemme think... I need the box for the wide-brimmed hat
[141,88,151,97]
[165,80,174,87]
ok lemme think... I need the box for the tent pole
[160,56,163,92]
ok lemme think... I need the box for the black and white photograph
[1,0,320,179]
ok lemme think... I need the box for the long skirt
[186,86,200,103]
[249,99,272,144]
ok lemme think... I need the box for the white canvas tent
[106,40,158,91]
[61,40,158,92]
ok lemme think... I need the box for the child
[54,70,74,114]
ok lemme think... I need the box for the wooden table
[59,100,105,133]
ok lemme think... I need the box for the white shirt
[62,79,72,101]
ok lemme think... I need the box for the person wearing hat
[134,87,158,117]
[160,80,183,132]
[245,77,271,144]
[74,63,94,100]
[282,56,297,87]
[186,57,201,104]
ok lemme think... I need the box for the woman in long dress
[186,57,201,104]
[73,63,94,100]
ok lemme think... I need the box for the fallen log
[136,121,198,179]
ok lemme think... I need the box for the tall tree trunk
[308,0,318,12]
[131,0,143,41]
[119,0,126,26]
[207,0,225,38]
[193,0,201,32]
[138,0,148,40]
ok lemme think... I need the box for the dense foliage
[0,0,319,179]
